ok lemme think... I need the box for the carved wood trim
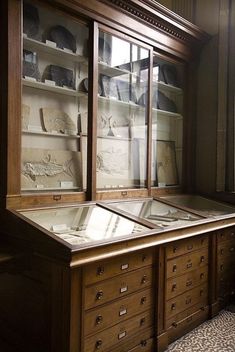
[100,0,209,45]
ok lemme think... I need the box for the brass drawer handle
[172,322,178,328]
[141,296,147,305]
[142,254,147,262]
[187,244,193,250]
[185,297,191,305]
[230,247,235,252]
[96,291,103,300]
[220,249,224,255]
[200,289,204,296]
[171,303,176,310]
[97,266,104,276]
[220,265,224,271]
[231,232,235,237]
[173,264,177,272]
[96,315,103,325]
[141,340,147,347]
[186,280,192,287]
[141,275,147,284]
[173,247,178,253]
[200,256,205,263]
[186,262,192,269]
[95,340,102,349]
[172,283,177,291]
[200,273,205,279]
[140,317,146,326]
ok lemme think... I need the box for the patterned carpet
[166,309,235,352]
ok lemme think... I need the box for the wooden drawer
[84,249,153,286]
[166,301,208,328]
[167,306,209,344]
[166,248,208,279]
[217,242,235,258]
[84,266,153,310]
[84,288,153,336]
[217,228,235,243]
[111,328,154,352]
[165,235,208,259]
[84,311,153,352]
[166,283,208,320]
[166,266,208,300]
[128,338,154,352]
[217,256,235,275]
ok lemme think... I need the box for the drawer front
[165,235,208,259]
[84,249,153,285]
[111,328,154,352]
[166,283,208,320]
[166,266,208,300]
[84,266,152,310]
[167,307,209,344]
[84,311,153,352]
[128,338,154,352]
[217,228,235,243]
[166,301,208,328]
[166,248,208,279]
[84,288,152,336]
[217,257,235,275]
[217,242,235,258]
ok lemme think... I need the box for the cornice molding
[101,0,209,46]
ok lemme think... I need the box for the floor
[166,308,235,352]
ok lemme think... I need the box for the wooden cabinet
[158,234,209,350]
[216,227,235,306]
[83,249,155,352]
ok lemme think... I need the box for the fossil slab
[41,107,76,135]
[21,148,82,190]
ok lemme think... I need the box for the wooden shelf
[22,77,87,97]
[23,36,87,63]
[22,129,80,138]
[98,61,133,77]
[155,81,183,95]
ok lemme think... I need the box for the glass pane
[109,199,201,229]
[152,54,184,187]
[96,30,150,189]
[161,195,235,217]
[20,205,148,246]
[21,1,89,193]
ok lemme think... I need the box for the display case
[104,198,203,229]
[161,194,235,217]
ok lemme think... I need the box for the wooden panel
[165,283,208,320]
[84,288,153,336]
[165,234,208,259]
[84,249,153,285]
[166,266,208,300]
[84,311,153,352]
[166,248,208,278]
[217,241,235,258]
[84,266,153,309]
[217,228,235,243]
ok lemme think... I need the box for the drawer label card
[121,264,129,270]
[118,331,126,339]
[120,286,128,293]
[119,308,127,316]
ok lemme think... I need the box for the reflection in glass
[97,31,150,189]
[20,205,148,245]
[110,199,201,229]
[161,195,235,217]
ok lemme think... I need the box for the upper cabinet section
[21,1,89,193]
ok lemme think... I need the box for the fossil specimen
[41,107,76,134]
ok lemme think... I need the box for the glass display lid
[106,198,202,229]
[161,195,235,217]
[19,204,149,246]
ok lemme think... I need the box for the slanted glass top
[20,204,148,246]
[108,199,201,229]
[161,195,235,217]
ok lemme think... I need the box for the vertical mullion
[87,21,98,200]
[147,48,153,194]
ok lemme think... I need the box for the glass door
[94,29,151,190]
[151,54,184,188]
[21,1,89,193]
